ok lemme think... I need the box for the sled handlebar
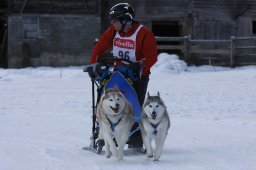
[100,58,146,65]
[83,58,144,86]
[83,58,142,73]
[100,58,133,65]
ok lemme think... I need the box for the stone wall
[8,14,100,67]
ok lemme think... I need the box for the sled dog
[97,86,134,160]
[140,92,170,161]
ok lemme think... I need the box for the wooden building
[1,0,256,68]
[5,0,100,67]
[0,0,7,68]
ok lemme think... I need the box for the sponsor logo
[114,38,135,49]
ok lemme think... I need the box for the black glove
[95,61,106,75]
[85,62,106,79]
[87,67,96,79]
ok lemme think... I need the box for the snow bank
[0,57,256,170]
[152,53,188,74]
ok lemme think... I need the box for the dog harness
[106,116,122,131]
[150,122,159,135]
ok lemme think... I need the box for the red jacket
[90,22,158,76]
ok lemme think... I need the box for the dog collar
[150,122,159,135]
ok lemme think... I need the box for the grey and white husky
[140,92,170,161]
[96,86,134,160]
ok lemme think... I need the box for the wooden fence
[156,35,256,67]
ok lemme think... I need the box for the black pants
[128,75,149,148]
[133,75,150,106]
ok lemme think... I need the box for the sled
[83,58,144,154]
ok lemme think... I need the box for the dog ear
[147,92,150,98]
[102,86,106,96]
[157,91,160,97]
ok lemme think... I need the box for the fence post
[230,36,236,67]
[184,34,191,62]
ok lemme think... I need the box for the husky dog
[96,86,134,160]
[140,92,170,161]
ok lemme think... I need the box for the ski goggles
[111,19,120,23]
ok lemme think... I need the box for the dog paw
[117,156,123,161]
[112,150,118,157]
[153,158,159,161]
[147,154,153,158]
[105,152,112,158]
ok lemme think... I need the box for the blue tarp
[103,71,141,122]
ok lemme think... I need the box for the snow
[1,53,256,170]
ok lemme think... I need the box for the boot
[127,123,144,150]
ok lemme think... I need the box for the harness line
[106,116,122,131]
[150,122,159,135]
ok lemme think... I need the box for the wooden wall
[6,0,256,67]
[9,0,99,14]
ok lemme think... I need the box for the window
[252,21,256,34]
[23,17,39,39]
[152,21,182,54]
[152,21,180,37]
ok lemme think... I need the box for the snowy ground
[0,53,256,170]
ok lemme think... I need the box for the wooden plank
[235,37,256,40]
[156,36,186,41]
[238,54,256,57]
[190,39,230,43]
[236,46,256,49]
[157,45,184,50]
[190,49,230,55]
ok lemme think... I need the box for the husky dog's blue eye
[109,99,113,101]
[156,105,159,107]
[117,98,120,101]
[149,105,152,107]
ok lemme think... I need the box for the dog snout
[116,103,119,108]
[152,111,156,115]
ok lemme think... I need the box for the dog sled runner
[83,58,144,154]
